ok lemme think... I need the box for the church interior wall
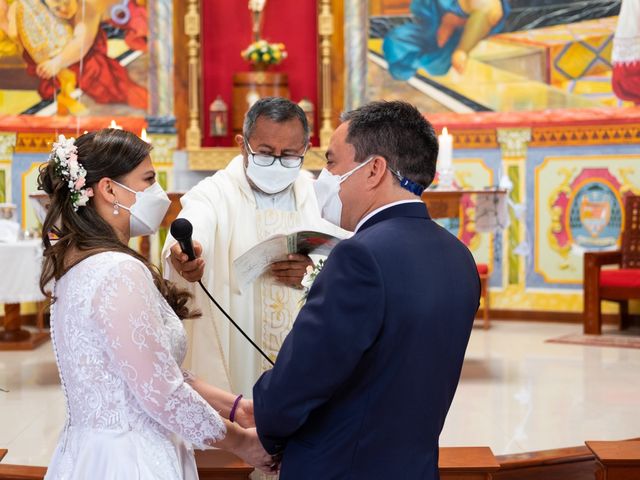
[0,0,639,322]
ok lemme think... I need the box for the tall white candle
[437,127,453,170]
[140,128,151,144]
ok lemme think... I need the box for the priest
[162,97,338,396]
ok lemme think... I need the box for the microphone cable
[197,280,274,366]
[170,217,274,366]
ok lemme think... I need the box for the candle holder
[209,95,229,137]
[437,168,455,190]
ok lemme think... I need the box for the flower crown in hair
[50,135,94,211]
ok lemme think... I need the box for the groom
[253,101,480,479]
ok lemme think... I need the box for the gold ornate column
[497,128,532,159]
[497,127,531,292]
[185,0,202,150]
[149,134,178,189]
[318,0,334,148]
[146,133,177,264]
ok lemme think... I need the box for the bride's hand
[235,398,255,428]
[235,428,278,474]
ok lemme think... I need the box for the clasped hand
[232,400,281,474]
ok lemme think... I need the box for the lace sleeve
[93,257,226,448]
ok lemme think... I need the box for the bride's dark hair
[38,128,198,319]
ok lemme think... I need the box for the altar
[422,189,507,222]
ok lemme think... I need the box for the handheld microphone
[170,218,197,262]
[169,218,275,366]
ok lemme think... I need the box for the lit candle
[109,120,123,130]
[437,127,453,170]
[140,128,150,144]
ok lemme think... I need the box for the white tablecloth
[0,239,46,303]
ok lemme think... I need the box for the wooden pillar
[583,253,603,335]
[0,303,49,350]
[0,304,30,342]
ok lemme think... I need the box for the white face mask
[313,157,373,228]
[246,159,301,194]
[114,181,171,237]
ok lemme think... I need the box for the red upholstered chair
[583,195,640,334]
[477,263,490,329]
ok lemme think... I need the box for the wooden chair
[477,264,490,329]
[583,195,640,335]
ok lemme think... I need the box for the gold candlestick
[251,10,263,42]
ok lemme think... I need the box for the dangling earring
[113,201,120,215]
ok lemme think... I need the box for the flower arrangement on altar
[242,0,287,70]
[241,40,287,68]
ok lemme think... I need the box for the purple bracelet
[229,394,243,423]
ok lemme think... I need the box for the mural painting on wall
[0,0,148,118]
[535,156,640,284]
[368,0,638,114]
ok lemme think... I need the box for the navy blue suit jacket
[253,202,480,479]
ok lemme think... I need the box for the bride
[38,128,274,479]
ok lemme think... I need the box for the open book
[234,228,344,288]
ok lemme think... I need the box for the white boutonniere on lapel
[299,259,325,306]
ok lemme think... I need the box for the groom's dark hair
[340,101,438,188]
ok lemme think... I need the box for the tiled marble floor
[1,321,639,467]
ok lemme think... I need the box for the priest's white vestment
[163,155,336,396]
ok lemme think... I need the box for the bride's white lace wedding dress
[45,252,226,479]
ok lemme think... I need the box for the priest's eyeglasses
[245,142,307,168]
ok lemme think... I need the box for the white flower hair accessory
[50,135,94,211]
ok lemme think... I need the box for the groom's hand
[239,428,277,474]
[270,254,313,289]
[170,240,205,283]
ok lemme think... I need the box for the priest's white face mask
[245,141,306,194]
[113,181,171,237]
[313,156,374,228]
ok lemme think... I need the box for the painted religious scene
[369,0,636,112]
[0,0,149,118]
[0,0,639,478]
